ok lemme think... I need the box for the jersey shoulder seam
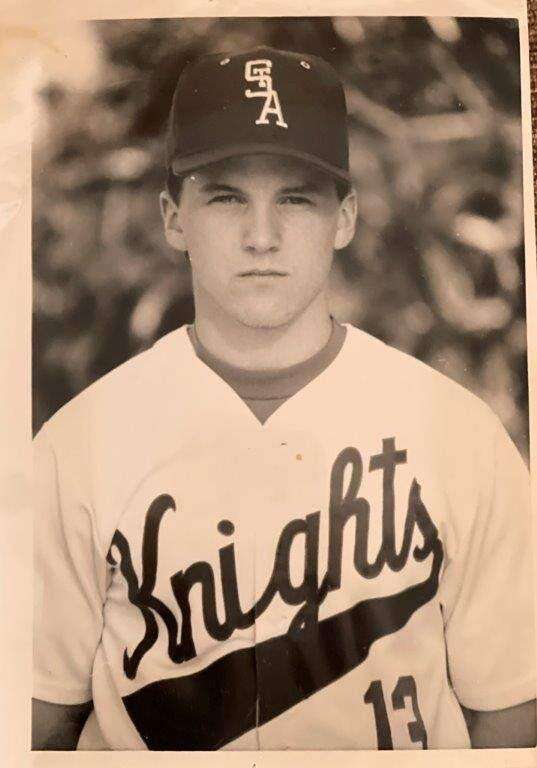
[42,326,190,430]
[343,323,498,422]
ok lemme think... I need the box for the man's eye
[208,194,243,205]
[280,196,312,206]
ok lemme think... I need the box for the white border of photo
[0,1,534,767]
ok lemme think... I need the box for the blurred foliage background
[32,16,529,459]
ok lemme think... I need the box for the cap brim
[170,143,351,183]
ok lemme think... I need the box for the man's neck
[193,298,333,371]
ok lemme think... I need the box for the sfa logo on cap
[166,48,350,182]
[244,59,288,129]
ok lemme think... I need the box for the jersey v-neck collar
[187,321,346,398]
[156,322,353,430]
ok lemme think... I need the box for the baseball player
[32,47,535,751]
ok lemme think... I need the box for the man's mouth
[238,269,288,277]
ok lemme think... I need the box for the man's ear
[334,187,358,250]
[159,189,188,252]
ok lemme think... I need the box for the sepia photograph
[29,13,536,753]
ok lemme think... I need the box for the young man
[32,47,535,751]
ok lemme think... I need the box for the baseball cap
[166,46,350,182]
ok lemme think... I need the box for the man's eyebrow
[199,182,242,194]
[279,182,325,194]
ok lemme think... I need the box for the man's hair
[165,169,351,205]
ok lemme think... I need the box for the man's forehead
[185,154,334,189]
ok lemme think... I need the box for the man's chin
[230,305,298,331]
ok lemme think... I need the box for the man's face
[161,154,357,330]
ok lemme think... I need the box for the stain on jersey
[107,438,444,750]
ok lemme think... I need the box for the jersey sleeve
[439,413,536,711]
[33,424,107,705]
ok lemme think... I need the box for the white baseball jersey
[33,324,535,750]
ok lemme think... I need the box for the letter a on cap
[244,59,288,129]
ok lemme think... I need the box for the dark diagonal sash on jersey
[122,534,443,751]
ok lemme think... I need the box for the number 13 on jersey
[364,676,428,749]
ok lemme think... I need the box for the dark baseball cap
[166,46,350,182]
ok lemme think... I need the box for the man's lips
[237,269,288,277]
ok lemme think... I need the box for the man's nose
[242,203,281,254]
